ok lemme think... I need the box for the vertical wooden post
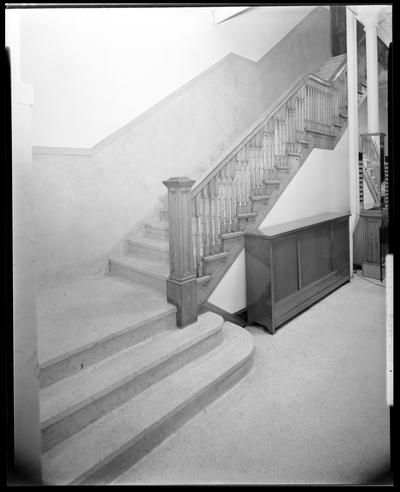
[162,177,198,328]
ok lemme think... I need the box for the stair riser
[159,210,169,222]
[305,132,335,150]
[77,351,254,485]
[41,329,224,453]
[143,225,169,241]
[39,310,176,390]
[270,169,291,180]
[202,258,227,277]
[251,199,270,214]
[109,261,167,295]
[264,183,281,194]
[237,216,257,232]
[126,241,169,263]
[221,235,244,254]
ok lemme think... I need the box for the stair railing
[360,132,386,209]
[191,67,348,277]
[190,36,370,279]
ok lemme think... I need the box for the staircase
[39,273,253,485]
[315,53,346,80]
[39,43,370,484]
[109,49,368,307]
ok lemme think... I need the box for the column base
[167,276,198,328]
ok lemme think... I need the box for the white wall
[29,7,332,284]
[18,6,316,147]
[7,13,42,482]
[208,251,247,313]
[260,130,350,228]
[12,81,42,484]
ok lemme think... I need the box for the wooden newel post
[162,177,198,327]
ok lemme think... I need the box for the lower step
[42,322,254,485]
[41,312,224,452]
[39,307,176,390]
[109,255,169,294]
[126,237,169,263]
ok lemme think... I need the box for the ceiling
[350,5,392,47]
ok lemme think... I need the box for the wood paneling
[299,223,331,287]
[272,235,298,302]
[332,218,349,272]
[364,217,381,264]
[245,213,350,334]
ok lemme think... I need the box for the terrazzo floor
[110,273,391,485]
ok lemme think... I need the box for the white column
[364,18,380,133]
[346,7,359,278]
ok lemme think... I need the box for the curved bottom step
[42,322,254,485]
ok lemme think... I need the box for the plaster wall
[19,6,319,148]
[12,82,42,483]
[31,7,331,283]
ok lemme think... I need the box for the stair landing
[37,274,175,371]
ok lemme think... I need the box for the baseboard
[200,301,247,327]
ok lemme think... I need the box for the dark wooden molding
[200,301,247,328]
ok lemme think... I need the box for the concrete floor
[111,273,391,485]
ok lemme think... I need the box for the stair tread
[40,312,223,428]
[202,251,228,262]
[250,195,271,201]
[237,212,257,218]
[144,219,169,231]
[197,274,212,284]
[110,254,170,280]
[42,322,253,485]
[128,235,169,251]
[37,275,174,369]
[319,54,346,68]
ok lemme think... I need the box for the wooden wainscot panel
[245,212,350,334]
[245,234,274,333]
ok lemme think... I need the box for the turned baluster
[223,165,231,233]
[193,194,203,277]
[201,187,209,257]
[219,171,227,235]
[230,160,238,231]
[207,181,215,255]
[251,136,258,194]
[300,86,305,134]
[235,150,243,214]
[261,130,267,191]
[213,176,222,253]
[248,140,254,194]
[244,145,251,211]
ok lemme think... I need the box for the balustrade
[191,64,350,276]
[359,132,386,210]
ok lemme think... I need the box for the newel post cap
[163,177,196,189]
